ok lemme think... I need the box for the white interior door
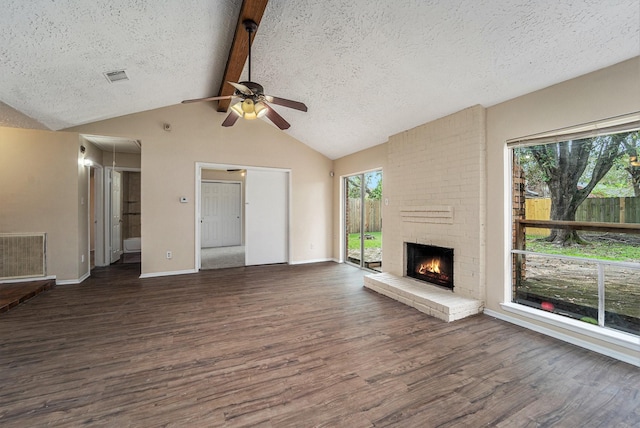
[110,170,122,263]
[201,182,241,247]
[245,170,288,265]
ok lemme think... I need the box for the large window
[510,123,640,336]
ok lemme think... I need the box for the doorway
[104,168,141,265]
[87,164,104,270]
[81,134,142,269]
[200,178,245,270]
[196,164,290,271]
[201,181,242,247]
[110,169,122,264]
[344,170,382,271]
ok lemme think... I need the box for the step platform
[364,272,483,322]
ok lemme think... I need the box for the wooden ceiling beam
[216,0,269,112]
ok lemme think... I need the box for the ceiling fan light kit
[230,98,267,120]
[181,19,307,130]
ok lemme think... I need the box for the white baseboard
[483,308,640,367]
[289,258,335,265]
[57,271,90,285]
[0,275,56,284]
[139,269,198,279]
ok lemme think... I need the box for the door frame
[104,166,141,266]
[195,162,292,271]
[341,167,383,270]
[200,180,243,248]
[87,164,104,270]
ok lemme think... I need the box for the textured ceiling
[1,0,638,159]
[0,0,240,130]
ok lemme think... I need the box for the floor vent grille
[0,233,47,280]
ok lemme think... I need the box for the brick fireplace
[364,106,486,321]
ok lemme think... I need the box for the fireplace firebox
[406,243,454,290]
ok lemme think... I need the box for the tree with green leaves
[367,171,382,200]
[346,172,382,199]
[527,132,634,245]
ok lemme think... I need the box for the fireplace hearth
[406,243,454,290]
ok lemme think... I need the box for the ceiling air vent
[104,70,129,83]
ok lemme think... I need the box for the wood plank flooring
[0,262,638,427]
[0,279,55,313]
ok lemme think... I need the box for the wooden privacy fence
[347,198,382,233]
[525,197,640,235]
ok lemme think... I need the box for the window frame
[504,113,640,351]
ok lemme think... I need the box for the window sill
[498,302,639,352]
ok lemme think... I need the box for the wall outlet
[81,254,85,263]
[310,243,314,250]
[166,251,172,259]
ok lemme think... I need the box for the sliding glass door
[344,170,382,271]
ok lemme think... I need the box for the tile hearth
[364,272,483,322]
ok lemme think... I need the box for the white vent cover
[104,70,129,83]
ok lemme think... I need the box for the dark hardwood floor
[0,279,55,313]
[0,262,638,427]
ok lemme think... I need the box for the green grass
[348,232,382,250]
[526,235,640,262]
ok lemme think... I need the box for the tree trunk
[631,172,640,197]
[623,137,640,196]
[531,137,623,246]
[546,180,588,245]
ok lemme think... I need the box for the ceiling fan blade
[228,81,253,96]
[221,112,240,127]
[182,95,234,104]
[264,95,308,112]
[264,104,291,130]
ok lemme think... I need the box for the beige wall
[68,102,334,274]
[0,127,83,281]
[332,142,388,260]
[101,151,141,169]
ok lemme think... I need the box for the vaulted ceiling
[1,0,638,159]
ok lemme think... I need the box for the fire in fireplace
[406,243,454,290]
